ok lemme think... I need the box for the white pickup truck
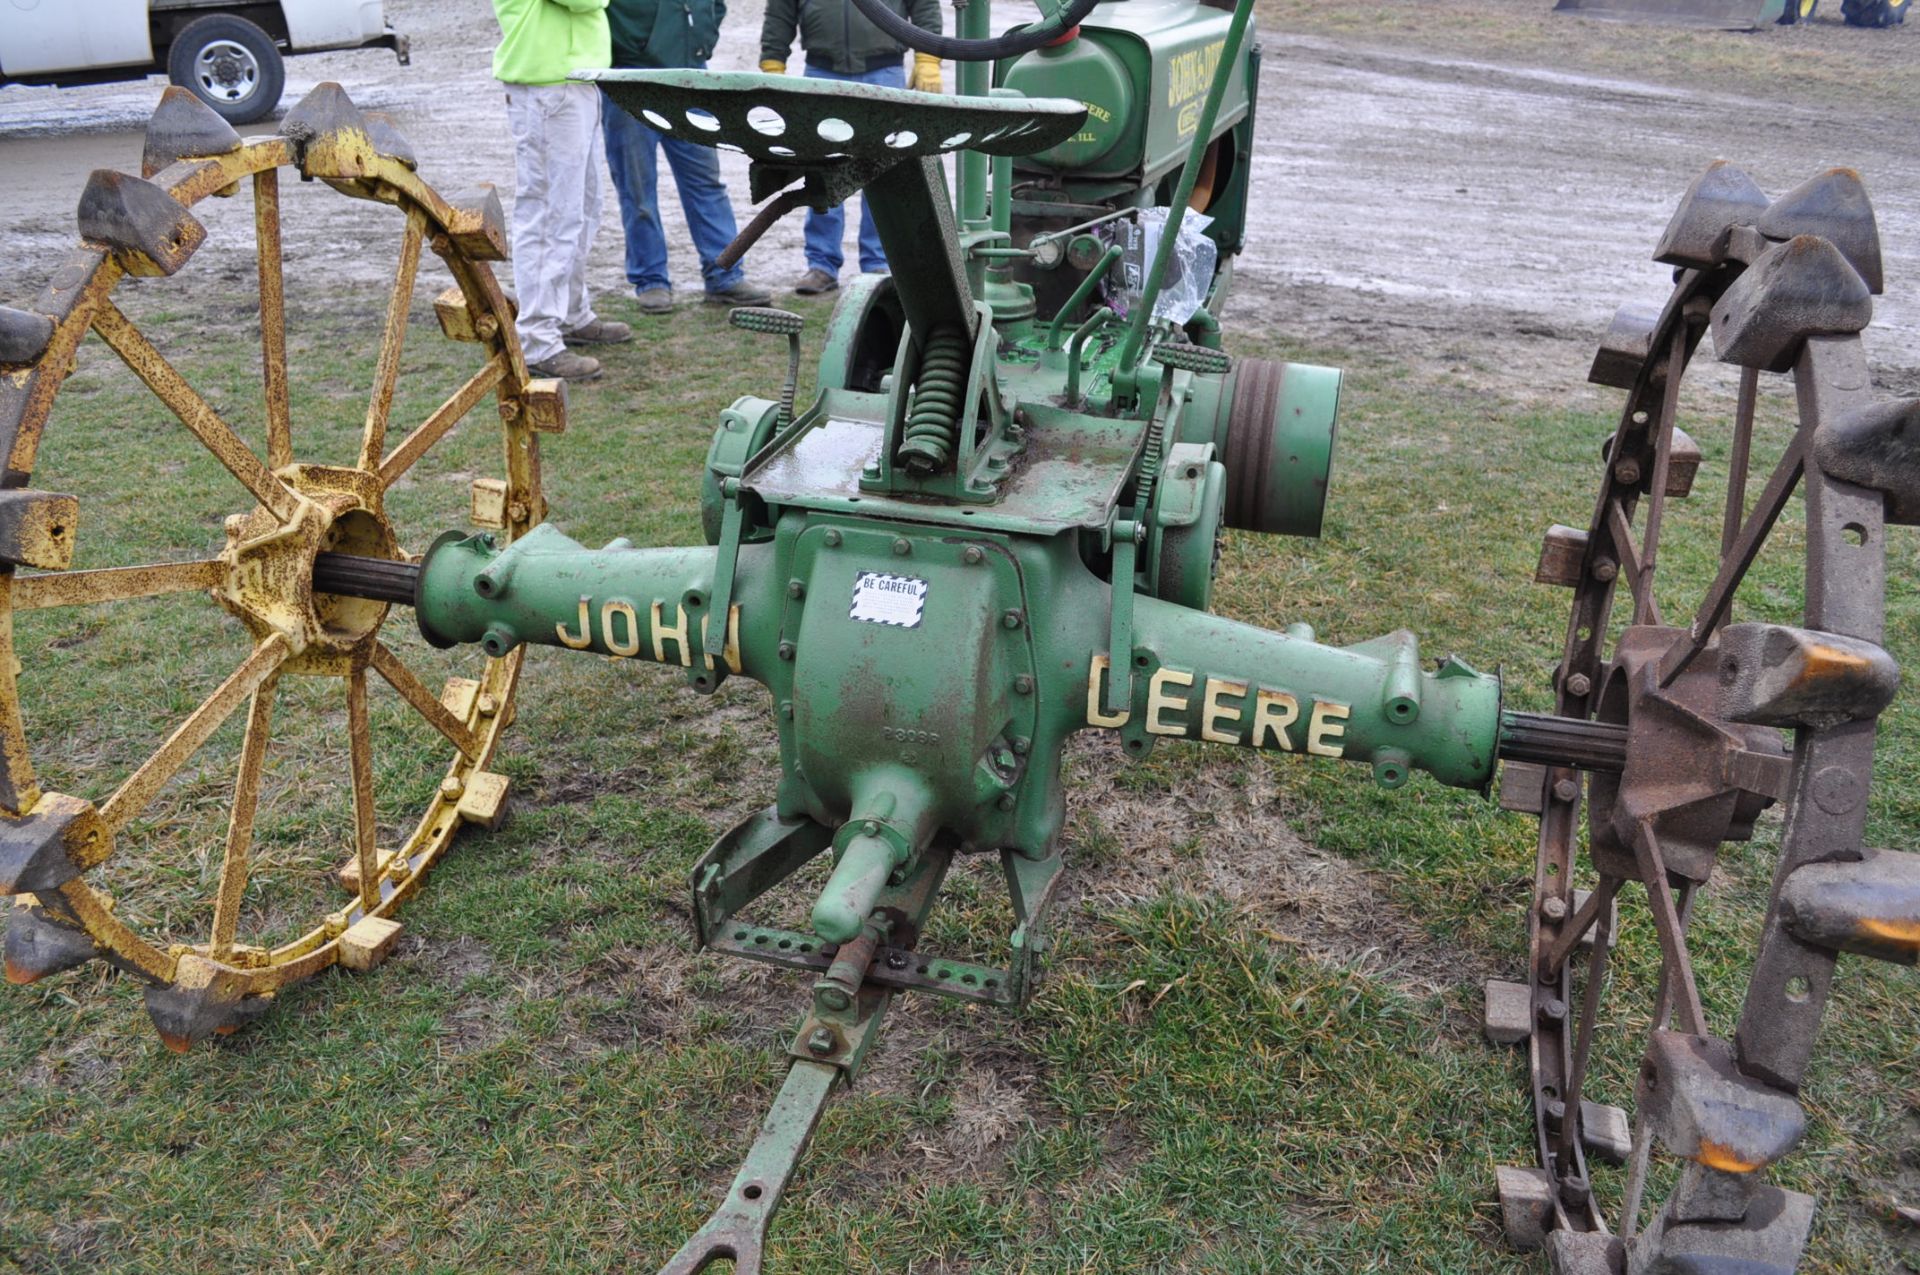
[1,1,409,125]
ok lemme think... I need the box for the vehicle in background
[0,1,409,125]
[1553,0,1907,27]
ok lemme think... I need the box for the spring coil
[897,325,969,474]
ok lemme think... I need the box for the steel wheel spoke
[1605,499,1661,628]
[1631,820,1704,1035]
[255,167,292,469]
[368,640,481,759]
[1660,434,1806,687]
[1721,367,1759,557]
[100,634,291,835]
[11,559,224,611]
[346,666,379,913]
[377,355,506,489]
[357,205,427,472]
[90,301,300,522]
[209,673,278,956]
[1633,325,1688,626]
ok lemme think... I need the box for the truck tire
[1842,0,1905,22]
[166,14,285,125]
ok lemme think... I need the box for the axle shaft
[312,551,419,605]
[1498,711,1627,774]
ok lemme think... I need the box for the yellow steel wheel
[0,85,554,1048]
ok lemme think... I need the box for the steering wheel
[847,0,1102,61]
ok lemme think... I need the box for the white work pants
[503,80,604,364]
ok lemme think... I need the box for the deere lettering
[1083,654,1352,757]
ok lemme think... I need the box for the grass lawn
[0,207,1916,1273]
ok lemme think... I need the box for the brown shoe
[529,350,603,382]
[794,268,838,296]
[634,288,674,315]
[563,317,632,345]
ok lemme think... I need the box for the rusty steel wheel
[1491,163,1914,1272]
[0,85,557,1049]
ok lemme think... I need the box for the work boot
[562,317,633,344]
[635,287,674,315]
[794,268,838,296]
[528,350,603,382]
[705,279,773,306]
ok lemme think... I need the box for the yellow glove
[760,58,787,75]
[911,52,942,93]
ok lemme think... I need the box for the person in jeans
[490,0,631,382]
[759,0,943,295]
[604,0,771,314]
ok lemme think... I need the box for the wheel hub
[214,464,398,674]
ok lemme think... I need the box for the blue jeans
[602,87,747,295]
[801,62,903,277]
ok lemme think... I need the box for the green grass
[0,242,1916,1273]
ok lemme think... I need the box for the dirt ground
[1,0,1913,400]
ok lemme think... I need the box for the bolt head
[862,820,879,837]
[1541,997,1568,1023]
[1002,609,1024,629]
[778,641,795,661]
[1614,461,1642,486]
[1011,737,1030,756]
[823,529,842,547]
[892,537,911,556]
[440,776,465,799]
[963,546,984,565]
[1541,895,1569,922]
[1013,674,1035,695]
[806,1027,836,1055]
[886,950,909,970]
[998,793,1016,810]
[1552,778,1580,804]
[787,580,805,599]
[1591,558,1618,582]
[1565,673,1592,697]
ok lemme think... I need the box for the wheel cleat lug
[1757,167,1883,295]
[1718,623,1898,729]
[1641,1031,1805,1174]
[1778,846,1920,965]
[143,956,273,1052]
[76,169,207,278]
[1810,397,1920,526]
[1709,234,1873,373]
[1655,161,1769,270]
[140,85,242,180]
[4,898,99,985]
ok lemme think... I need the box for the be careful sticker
[849,572,928,628]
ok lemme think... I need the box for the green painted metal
[1113,0,1257,380]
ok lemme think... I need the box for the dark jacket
[610,0,724,69]
[760,0,941,75]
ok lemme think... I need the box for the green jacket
[490,0,612,85]
[760,0,942,75]
[609,0,725,68]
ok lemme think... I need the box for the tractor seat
[578,69,1087,204]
